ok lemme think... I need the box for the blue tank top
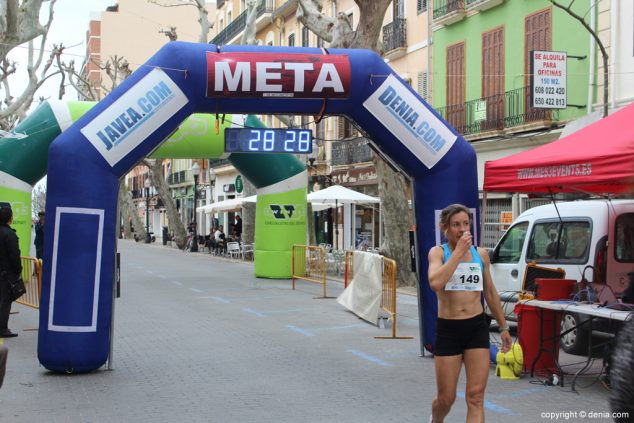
[442,244,483,270]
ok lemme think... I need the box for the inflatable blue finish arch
[40,42,478,372]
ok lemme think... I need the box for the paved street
[0,240,615,422]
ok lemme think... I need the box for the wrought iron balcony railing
[435,86,560,136]
[465,0,504,12]
[382,18,407,53]
[331,137,373,166]
[211,0,275,45]
[167,170,188,186]
[433,0,465,20]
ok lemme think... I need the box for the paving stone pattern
[0,240,614,422]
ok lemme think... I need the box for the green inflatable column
[0,101,75,255]
[0,175,33,255]
[0,101,308,278]
[229,115,307,278]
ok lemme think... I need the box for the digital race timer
[224,128,313,154]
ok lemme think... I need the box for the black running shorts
[434,313,490,356]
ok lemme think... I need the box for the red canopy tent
[484,102,634,195]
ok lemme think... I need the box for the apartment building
[597,0,634,109]
[83,0,217,238]
[430,0,604,246]
[210,0,432,248]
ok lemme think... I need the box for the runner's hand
[455,231,472,258]
[500,330,512,353]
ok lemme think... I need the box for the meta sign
[206,52,351,98]
[531,50,567,109]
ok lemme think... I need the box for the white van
[486,199,634,354]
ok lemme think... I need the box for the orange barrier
[374,257,412,340]
[344,252,411,339]
[17,256,42,309]
[344,251,354,288]
[291,245,332,298]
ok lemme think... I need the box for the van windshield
[494,222,528,263]
[527,220,591,263]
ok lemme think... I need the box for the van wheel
[560,312,589,355]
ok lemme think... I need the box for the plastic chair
[227,241,242,260]
[242,243,254,261]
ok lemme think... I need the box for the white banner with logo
[81,68,188,167]
[363,74,457,169]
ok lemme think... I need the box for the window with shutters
[417,0,428,14]
[338,117,357,139]
[288,33,295,47]
[446,41,465,132]
[394,0,405,18]
[525,8,551,122]
[316,120,325,141]
[302,26,310,47]
[417,71,428,100]
[482,26,504,130]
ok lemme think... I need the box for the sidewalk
[0,240,613,422]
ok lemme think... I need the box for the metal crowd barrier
[18,256,42,309]
[291,245,331,298]
[344,251,354,288]
[374,257,412,339]
[344,251,411,340]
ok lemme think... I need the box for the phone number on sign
[541,411,630,420]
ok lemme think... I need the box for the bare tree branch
[547,0,609,116]
[241,0,260,45]
[0,0,60,129]
[149,0,212,43]
[159,26,178,41]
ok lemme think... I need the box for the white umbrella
[307,185,380,249]
[307,185,380,205]
[198,195,258,214]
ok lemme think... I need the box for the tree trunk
[241,177,256,244]
[307,203,316,246]
[117,182,134,239]
[144,159,188,249]
[374,158,417,287]
[120,185,146,242]
[298,0,411,283]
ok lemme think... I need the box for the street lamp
[208,167,217,230]
[190,162,200,252]
[208,167,216,195]
[144,177,151,243]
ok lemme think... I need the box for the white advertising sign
[81,68,188,167]
[531,50,567,109]
[363,75,457,169]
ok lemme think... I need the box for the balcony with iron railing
[167,170,188,186]
[465,0,504,13]
[434,85,560,137]
[382,18,407,60]
[211,0,275,45]
[433,0,466,26]
[331,137,373,166]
